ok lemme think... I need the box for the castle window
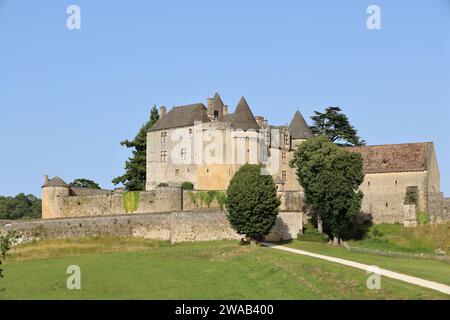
[282,170,287,182]
[284,133,289,145]
[385,202,389,208]
[180,148,187,160]
[282,152,287,164]
[175,169,179,176]
[160,150,167,163]
[206,168,209,173]
[161,131,167,142]
[395,180,398,185]
[368,181,371,186]
[187,169,190,173]
[214,111,219,120]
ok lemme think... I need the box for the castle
[41,93,450,227]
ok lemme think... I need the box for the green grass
[0,238,448,299]
[282,240,450,286]
[347,223,449,254]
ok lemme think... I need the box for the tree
[0,193,41,220]
[290,136,364,244]
[69,178,100,189]
[112,105,159,191]
[310,107,365,147]
[226,164,281,242]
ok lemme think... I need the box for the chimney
[255,116,265,128]
[44,175,49,184]
[159,106,166,118]
[223,105,228,115]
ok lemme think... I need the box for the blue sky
[0,0,449,196]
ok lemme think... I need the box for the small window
[282,152,287,164]
[206,168,209,173]
[160,150,167,163]
[161,131,167,142]
[214,111,219,119]
[282,170,287,182]
[395,180,398,185]
[284,132,289,145]
[368,181,371,186]
[187,168,190,173]
[175,169,179,176]
[180,148,187,160]
[385,202,389,208]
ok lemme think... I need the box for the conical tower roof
[42,176,69,188]
[212,92,224,107]
[229,97,260,130]
[289,111,313,139]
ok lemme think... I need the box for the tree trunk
[333,236,339,246]
[317,218,323,234]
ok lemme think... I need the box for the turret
[288,111,313,149]
[41,176,70,219]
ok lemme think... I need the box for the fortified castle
[41,93,450,233]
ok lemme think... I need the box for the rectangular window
[175,169,179,176]
[160,150,167,163]
[284,132,289,145]
[180,148,187,160]
[161,131,167,142]
[282,152,287,164]
[282,170,287,182]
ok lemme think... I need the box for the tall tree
[226,164,280,242]
[112,105,159,191]
[290,136,364,244]
[70,179,101,189]
[0,193,41,220]
[310,107,365,146]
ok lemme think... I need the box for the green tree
[226,164,280,242]
[310,106,365,147]
[112,106,159,191]
[69,178,101,189]
[0,193,41,220]
[290,136,364,243]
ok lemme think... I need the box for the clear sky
[0,0,449,197]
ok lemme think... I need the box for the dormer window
[284,133,289,145]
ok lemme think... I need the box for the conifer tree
[112,106,159,191]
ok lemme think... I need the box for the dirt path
[262,242,450,295]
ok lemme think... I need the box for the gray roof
[227,97,260,131]
[42,176,69,188]
[149,103,210,131]
[289,111,313,139]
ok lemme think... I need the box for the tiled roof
[346,142,432,174]
[42,176,69,188]
[289,111,313,139]
[149,103,210,131]
[227,97,260,131]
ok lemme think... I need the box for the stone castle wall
[56,187,182,218]
[1,210,302,244]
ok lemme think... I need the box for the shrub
[417,212,430,225]
[205,191,216,208]
[181,182,194,190]
[189,192,198,207]
[157,182,168,187]
[0,231,16,259]
[226,164,280,241]
[198,192,208,207]
[215,192,227,210]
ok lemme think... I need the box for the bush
[157,182,168,187]
[297,224,329,243]
[181,182,194,190]
[417,212,430,225]
[205,191,216,207]
[215,192,227,210]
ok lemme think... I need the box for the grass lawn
[280,240,450,286]
[346,223,449,254]
[0,238,448,299]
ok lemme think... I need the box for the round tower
[41,175,70,219]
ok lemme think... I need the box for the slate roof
[346,142,432,174]
[289,111,313,139]
[149,103,210,131]
[226,97,260,131]
[42,176,69,188]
